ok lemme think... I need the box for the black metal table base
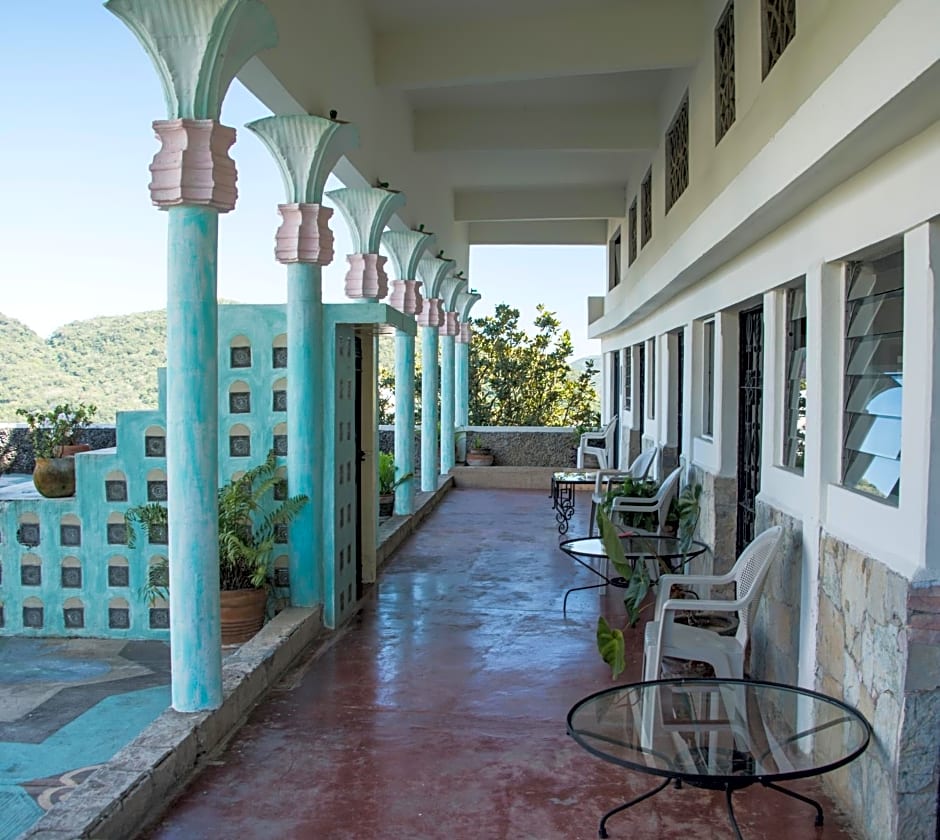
[562,576,627,614]
[550,477,577,534]
[595,777,825,838]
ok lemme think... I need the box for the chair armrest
[658,570,737,588]
[593,469,630,493]
[661,598,744,618]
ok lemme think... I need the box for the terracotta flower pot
[32,457,77,498]
[220,588,268,645]
[56,443,91,458]
[466,450,494,466]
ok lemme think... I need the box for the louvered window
[842,252,903,504]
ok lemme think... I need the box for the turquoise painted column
[246,116,358,608]
[107,0,277,712]
[454,291,481,429]
[439,314,458,473]
[420,324,440,491]
[383,230,434,514]
[455,338,470,427]
[394,330,416,512]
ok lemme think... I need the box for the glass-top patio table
[550,470,598,534]
[567,678,872,839]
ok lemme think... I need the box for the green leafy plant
[469,434,490,453]
[599,476,660,532]
[127,450,308,604]
[378,450,412,496]
[595,483,704,680]
[16,402,97,459]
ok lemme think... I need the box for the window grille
[640,170,652,247]
[628,199,638,266]
[648,339,657,420]
[665,94,689,213]
[623,349,632,411]
[609,228,622,290]
[762,0,795,79]
[842,252,903,504]
[715,1,735,143]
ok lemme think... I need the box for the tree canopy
[469,304,598,427]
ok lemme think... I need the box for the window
[715,1,735,143]
[761,0,795,79]
[640,169,652,247]
[648,339,656,420]
[609,227,622,290]
[628,199,638,266]
[665,94,689,213]
[842,252,903,504]
[782,284,807,471]
[623,349,632,411]
[703,320,716,437]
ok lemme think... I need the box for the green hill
[0,310,167,422]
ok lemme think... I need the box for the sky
[0,2,604,360]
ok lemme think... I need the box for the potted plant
[126,449,308,644]
[378,450,412,517]
[15,402,97,498]
[466,434,494,466]
[595,481,703,679]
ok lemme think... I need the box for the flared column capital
[149,119,237,211]
[327,187,406,255]
[106,0,277,120]
[441,275,468,312]
[382,230,436,282]
[275,203,334,265]
[456,290,482,322]
[388,280,424,316]
[416,298,444,329]
[417,255,455,300]
[246,115,359,204]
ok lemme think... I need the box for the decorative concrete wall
[817,532,940,840]
[752,501,802,687]
[0,305,294,640]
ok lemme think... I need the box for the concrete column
[246,116,358,610]
[394,330,416,513]
[107,0,277,713]
[440,332,456,473]
[455,336,469,427]
[166,203,222,710]
[383,231,435,514]
[420,323,440,492]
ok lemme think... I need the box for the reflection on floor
[149,488,856,840]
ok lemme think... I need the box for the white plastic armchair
[608,461,683,537]
[642,525,785,680]
[588,445,661,535]
[576,416,617,469]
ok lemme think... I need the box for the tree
[469,304,599,427]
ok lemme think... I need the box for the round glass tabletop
[567,678,871,787]
[560,534,707,561]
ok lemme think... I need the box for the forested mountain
[0,311,167,422]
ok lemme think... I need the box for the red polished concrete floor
[147,488,857,840]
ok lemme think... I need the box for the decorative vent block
[106,480,128,502]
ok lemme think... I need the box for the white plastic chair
[607,461,683,537]
[588,445,661,535]
[642,525,785,680]
[576,416,617,469]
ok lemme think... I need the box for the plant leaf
[596,615,626,680]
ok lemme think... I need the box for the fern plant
[128,449,308,603]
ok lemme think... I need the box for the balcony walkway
[147,487,855,840]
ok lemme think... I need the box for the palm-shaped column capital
[456,291,482,343]
[416,255,455,328]
[383,230,435,316]
[326,188,406,300]
[107,0,278,213]
[246,115,359,264]
[439,275,468,337]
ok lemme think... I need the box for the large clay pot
[466,449,494,466]
[220,587,268,645]
[57,443,91,458]
[32,457,77,498]
[379,493,395,518]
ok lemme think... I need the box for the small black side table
[550,470,598,534]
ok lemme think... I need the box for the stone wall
[817,532,940,840]
[378,426,578,469]
[0,425,117,475]
[752,502,802,686]
[691,467,737,574]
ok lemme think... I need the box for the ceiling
[249,0,705,255]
